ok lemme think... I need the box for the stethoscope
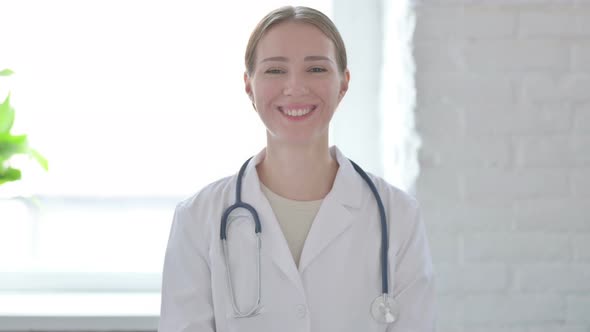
[220,157,400,324]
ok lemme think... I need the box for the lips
[278,105,317,118]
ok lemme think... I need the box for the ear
[244,72,253,99]
[244,71,256,110]
[338,69,350,101]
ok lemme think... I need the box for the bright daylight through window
[0,0,331,317]
[0,0,417,322]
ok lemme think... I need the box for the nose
[283,73,309,96]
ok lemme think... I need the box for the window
[0,0,417,327]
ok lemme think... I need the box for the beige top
[260,183,323,267]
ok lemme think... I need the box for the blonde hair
[244,6,348,76]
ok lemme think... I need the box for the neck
[256,138,339,201]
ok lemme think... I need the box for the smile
[278,105,317,118]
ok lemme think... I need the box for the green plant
[0,68,48,186]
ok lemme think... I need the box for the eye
[265,68,285,74]
[308,67,327,73]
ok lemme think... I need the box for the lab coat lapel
[238,149,305,293]
[298,146,364,273]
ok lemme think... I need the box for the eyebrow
[260,56,334,63]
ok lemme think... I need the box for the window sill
[0,292,159,331]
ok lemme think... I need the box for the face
[244,21,350,145]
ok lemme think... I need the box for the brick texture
[413,0,590,330]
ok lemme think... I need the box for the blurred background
[0,0,588,331]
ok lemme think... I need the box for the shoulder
[360,171,422,238]
[366,172,419,214]
[361,172,428,258]
[174,175,237,227]
[167,175,239,253]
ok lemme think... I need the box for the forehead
[256,21,336,60]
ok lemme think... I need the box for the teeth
[282,108,313,117]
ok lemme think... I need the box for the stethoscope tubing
[220,156,260,240]
[219,156,392,319]
[348,159,389,295]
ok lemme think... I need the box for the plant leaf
[0,134,29,160]
[0,94,15,134]
[0,133,27,144]
[29,149,48,171]
[0,167,21,185]
[0,69,14,76]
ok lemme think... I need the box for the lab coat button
[296,304,307,318]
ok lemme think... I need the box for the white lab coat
[159,146,436,332]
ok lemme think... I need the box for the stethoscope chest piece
[370,293,399,324]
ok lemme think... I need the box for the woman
[159,6,435,332]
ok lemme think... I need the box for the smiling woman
[245,20,349,155]
[158,5,434,332]
[0,0,419,330]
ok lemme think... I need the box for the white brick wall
[413,0,590,331]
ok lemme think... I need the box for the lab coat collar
[299,146,364,272]
[325,145,364,209]
[243,145,363,208]
[238,145,365,288]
